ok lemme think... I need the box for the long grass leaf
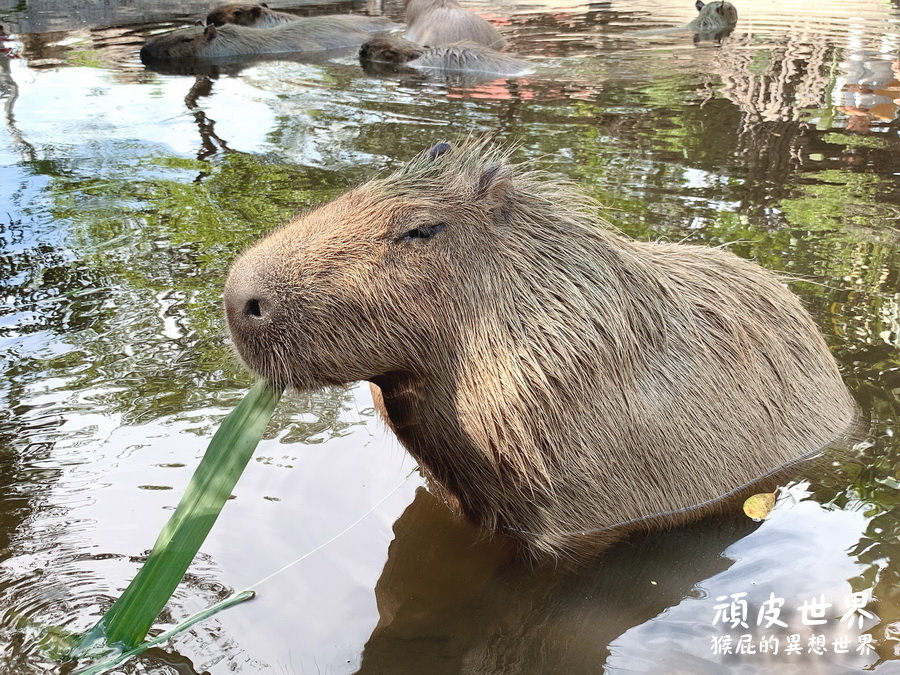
[75,380,282,654]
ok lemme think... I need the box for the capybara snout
[225,139,857,561]
[223,260,270,326]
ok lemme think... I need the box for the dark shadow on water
[356,488,760,674]
[141,45,362,78]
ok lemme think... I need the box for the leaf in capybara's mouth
[73,379,282,659]
[742,492,777,521]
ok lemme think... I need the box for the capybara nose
[242,296,267,318]
[224,284,271,326]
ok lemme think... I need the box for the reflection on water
[0,0,897,672]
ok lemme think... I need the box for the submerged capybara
[405,0,505,50]
[140,15,398,61]
[688,0,738,33]
[359,36,532,76]
[206,2,298,28]
[223,140,858,561]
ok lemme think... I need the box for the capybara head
[694,0,738,27]
[359,36,425,66]
[206,2,268,27]
[141,24,216,61]
[224,140,513,390]
[224,139,856,560]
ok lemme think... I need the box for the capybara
[223,139,858,560]
[359,36,532,77]
[688,0,738,32]
[140,15,398,61]
[404,0,505,50]
[206,2,298,28]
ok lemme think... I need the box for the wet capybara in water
[404,0,505,50]
[206,2,298,28]
[359,36,532,76]
[223,140,858,561]
[689,0,738,31]
[688,0,738,41]
[140,16,398,61]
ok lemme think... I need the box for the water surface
[0,0,898,672]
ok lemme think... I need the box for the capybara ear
[695,0,705,11]
[428,142,452,160]
[261,2,269,6]
[476,162,513,207]
[716,3,725,14]
[204,24,217,41]
[251,5,263,18]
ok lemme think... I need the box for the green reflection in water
[0,7,898,670]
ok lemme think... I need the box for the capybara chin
[223,139,858,561]
[206,2,298,28]
[140,15,398,61]
[359,36,532,76]
[404,0,505,50]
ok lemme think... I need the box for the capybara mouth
[224,324,316,392]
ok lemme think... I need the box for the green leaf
[74,380,282,655]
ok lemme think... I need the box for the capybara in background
[405,0,505,50]
[359,36,532,76]
[206,2,298,27]
[688,0,738,33]
[141,15,398,61]
[223,139,858,561]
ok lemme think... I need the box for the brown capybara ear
[716,3,725,14]
[204,24,217,41]
[428,142,452,160]
[261,2,269,6]
[695,0,705,10]
[476,162,513,207]
[251,5,262,18]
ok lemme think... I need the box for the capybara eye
[396,222,447,242]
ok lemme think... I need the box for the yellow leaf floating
[743,492,777,521]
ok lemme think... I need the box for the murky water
[0,0,898,672]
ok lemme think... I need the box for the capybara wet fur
[224,139,858,561]
[359,36,532,76]
[141,15,397,61]
[206,2,298,28]
[404,0,505,50]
